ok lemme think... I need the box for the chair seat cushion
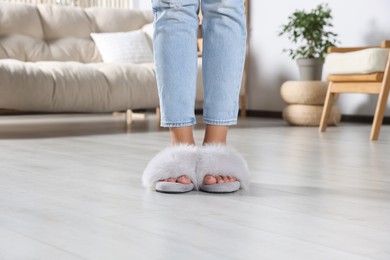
[325,48,389,75]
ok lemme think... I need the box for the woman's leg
[152,0,199,129]
[152,0,200,184]
[201,0,247,185]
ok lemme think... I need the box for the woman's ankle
[203,125,228,144]
[170,126,195,145]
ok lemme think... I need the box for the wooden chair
[319,40,390,140]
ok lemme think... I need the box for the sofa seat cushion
[325,48,389,75]
[0,58,204,112]
[0,59,159,112]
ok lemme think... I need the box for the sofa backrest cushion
[0,3,44,39]
[0,2,153,63]
[37,4,94,40]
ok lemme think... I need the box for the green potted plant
[279,3,339,80]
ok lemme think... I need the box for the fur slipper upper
[196,144,250,190]
[142,144,198,189]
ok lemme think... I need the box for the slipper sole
[155,182,195,194]
[199,181,241,193]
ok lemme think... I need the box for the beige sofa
[0,2,204,116]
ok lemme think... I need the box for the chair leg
[126,109,133,125]
[370,81,390,141]
[320,82,336,132]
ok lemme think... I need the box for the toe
[177,175,191,184]
[228,176,238,182]
[204,175,217,185]
[216,175,225,184]
[203,174,237,185]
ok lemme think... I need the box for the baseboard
[340,114,390,124]
[244,109,390,125]
[2,108,389,125]
[246,110,283,118]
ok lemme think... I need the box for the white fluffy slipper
[142,145,198,193]
[197,144,250,193]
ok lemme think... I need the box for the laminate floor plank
[0,227,84,260]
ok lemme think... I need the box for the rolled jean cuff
[203,118,238,126]
[160,119,196,128]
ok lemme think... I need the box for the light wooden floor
[0,113,389,260]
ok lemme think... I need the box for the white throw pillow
[142,23,154,52]
[91,29,153,64]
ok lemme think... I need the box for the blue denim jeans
[152,0,247,127]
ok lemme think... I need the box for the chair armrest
[327,46,379,53]
[381,40,390,48]
[328,40,390,53]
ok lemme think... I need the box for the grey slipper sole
[155,182,195,194]
[199,181,241,193]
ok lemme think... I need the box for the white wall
[134,0,390,116]
[133,0,151,10]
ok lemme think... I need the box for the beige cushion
[283,104,341,126]
[86,7,153,33]
[0,35,41,61]
[0,2,44,39]
[0,34,102,62]
[47,38,102,62]
[38,4,93,40]
[325,48,389,75]
[0,59,158,112]
[0,58,204,112]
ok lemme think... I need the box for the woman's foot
[202,126,238,186]
[161,125,195,186]
[155,126,196,186]
[143,144,198,193]
[197,142,250,192]
[203,175,238,185]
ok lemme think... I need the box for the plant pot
[296,58,324,81]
